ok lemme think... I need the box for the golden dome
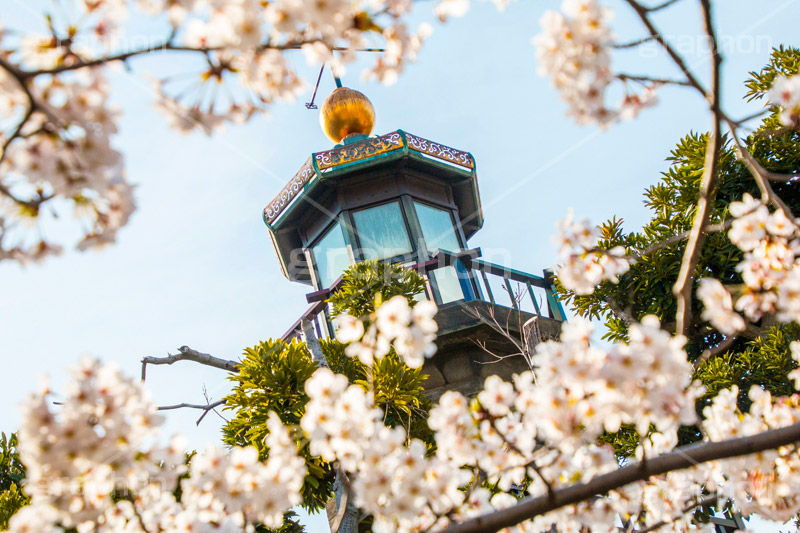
[319,87,375,144]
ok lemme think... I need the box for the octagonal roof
[263,130,484,283]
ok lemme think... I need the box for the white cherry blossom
[697,278,746,335]
[769,74,800,128]
[554,209,630,295]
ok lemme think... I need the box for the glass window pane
[312,221,352,288]
[414,202,461,253]
[353,202,413,260]
[432,266,464,304]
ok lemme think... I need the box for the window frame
[410,199,465,256]
[350,199,416,263]
[308,219,353,290]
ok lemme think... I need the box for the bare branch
[645,0,682,12]
[671,0,723,336]
[694,320,771,369]
[442,421,800,533]
[462,305,526,356]
[616,73,691,86]
[472,339,524,363]
[18,38,382,79]
[157,399,226,426]
[728,108,770,129]
[141,346,239,381]
[693,335,737,369]
[724,119,795,221]
[613,37,654,49]
[158,399,225,411]
[606,296,635,326]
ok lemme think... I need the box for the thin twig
[157,399,226,426]
[728,108,769,128]
[472,339,524,363]
[617,73,691,86]
[462,305,526,356]
[645,0,681,12]
[613,37,654,49]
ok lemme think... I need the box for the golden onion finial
[319,87,375,144]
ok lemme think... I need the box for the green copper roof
[263,130,476,228]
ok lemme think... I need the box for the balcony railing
[281,248,566,342]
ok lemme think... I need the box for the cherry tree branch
[140,346,240,380]
[17,37,378,79]
[442,421,800,533]
[693,335,737,369]
[671,0,722,336]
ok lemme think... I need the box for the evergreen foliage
[0,433,29,531]
[327,260,428,319]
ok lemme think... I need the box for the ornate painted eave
[262,130,476,227]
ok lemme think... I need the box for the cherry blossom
[334,295,438,368]
[554,209,630,295]
[720,194,800,324]
[9,356,305,533]
[702,385,800,522]
[769,74,800,128]
[697,278,746,336]
[533,0,658,128]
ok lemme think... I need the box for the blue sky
[1,0,799,530]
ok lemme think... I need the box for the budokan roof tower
[263,87,565,397]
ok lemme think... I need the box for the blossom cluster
[532,0,658,128]
[301,368,468,533]
[702,385,800,522]
[333,295,438,368]
[698,194,800,333]
[553,209,630,294]
[533,317,699,445]
[0,68,134,264]
[769,74,800,128]
[10,356,305,533]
